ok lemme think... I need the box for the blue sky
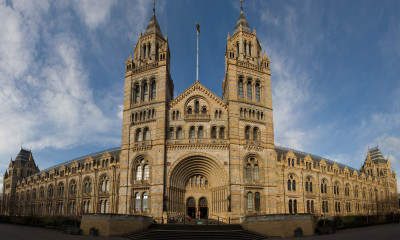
[1,0,400,192]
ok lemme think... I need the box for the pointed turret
[232,6,252,36]
[9,158,13,168]
[143,2,163,37]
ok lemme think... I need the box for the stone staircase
[123,224,268,240]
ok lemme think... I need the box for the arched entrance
[167,154,229,218]
[187,197,196,218]
[198,197,208,218]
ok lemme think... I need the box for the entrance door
[187,197,196,218]
[198,197,208,218]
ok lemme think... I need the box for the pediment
[169,81,226,109]
[101,150,111,159]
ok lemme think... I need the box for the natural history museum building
[2,5,398,223]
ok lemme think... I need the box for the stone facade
[2,5,398,223]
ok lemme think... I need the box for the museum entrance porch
[167,155,229,220]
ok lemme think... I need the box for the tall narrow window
[255,83,260,102]
[253,127,258,141]
[143,127,149,141]
[142,192,148,211]
[143,165,149,180]
[143,45,146,58]
[243,41,247,56]
[135,83,140,103]
[135,193,141,211]
[247,192,253,211]
[169,128,174,139]
[202,107,207,114]
[292,180,296,191]
[187,107,192,114]
[151,80,156,100]
[147,43,151,57]
[288,180,291,191]
[219,127,225,139]
[136,166,142,180]
[247,81,252,100]
[254,164,259,180]
[246,164,252,180]
[195,101,199,114]
[211,126,217,139]
[238,79,244,98]
[289,199,293,214]
[245,126,250,140]
[142,82,148,101]
[177,127,182,139]
[249,42,252,56]
[255,192,260,211]
[294,200,297,213]
[189,126,195,138]
[236,42,239,56]
[155,44,159,60]
[198,126,204,138]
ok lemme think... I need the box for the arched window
[289,199,293,214]
[247,81,252,100]
[238,78,244,98]
[243,41,247,56]
[143,165,149,180]
[143,127,150,141]
[84,178,92,194]
[151,80,156,100]
[255,82,260,102]
[294,200,297,213]
[245,126,250,140]
[136,165,142,180]
[169,127,174,139]
[142,44,146,58]
[254,164,259,180]
[58,182,64,197]
[70,180,77,196]
[253,127,259,141]
[189,126,195,138]
[249,42,252,56]
[48,185,53,198]
[147,43,151,57]
[292,180,296,191]
[219,127,225,139]
[187,107,192,114]
[155,44,159,60]
[305,177,312,192]
[211,126,217,139]
[247,192,253,211]
[142,192,148,211]
[142,82,148,101]
[135,128,142,142]
[236,42,239,57]
[255,192,260,211]
[195,101,199,114]
[100,175,110,193]
[135,83,140,103]
[246,164,252,180]
[135,192,141,211]
[198,126,204,138]
[202,107,207,114]
[176,127,183,139]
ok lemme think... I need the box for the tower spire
[196,23,200,82]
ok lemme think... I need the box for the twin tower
[120,4,275,220]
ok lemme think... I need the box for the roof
[368,147,387,164]
[232,9,252,36]
[275,145,362,174]
[27,147,120,178]
[14,148,33,163]
[143,11,163,37]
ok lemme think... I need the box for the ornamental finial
[240,0,243,13]
[153,1,156,15]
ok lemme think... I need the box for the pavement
[0,222,399,240]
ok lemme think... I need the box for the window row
[246,192,261,212]
[240,108,264,120]
[168,126,226,139]
[238,77,261,102]
[131,109,155,123]
[171,110,181,120]
[245,157,260,181]
[187,100,207,114]
[244,126,260,141]
[132,79,156,103]
[141,42,160,60]
[135,127,151,142]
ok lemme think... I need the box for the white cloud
[73,0,117,29]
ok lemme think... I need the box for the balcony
[184,114,210,122]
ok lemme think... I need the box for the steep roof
[143,10,163,37]
[14,149,33,163]
[232,9,252,36]
[368,147,387,164]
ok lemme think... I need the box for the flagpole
[196,23,200,82]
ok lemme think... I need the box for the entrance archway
[198,197,208,218]
[187,197,196,218]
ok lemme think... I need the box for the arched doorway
[187,197,196,218]
[198,197,208,218]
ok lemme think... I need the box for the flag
[196,23,200,34]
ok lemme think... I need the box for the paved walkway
[0,224,125,240]
[270,223,400,240]
[0,222,399,240]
